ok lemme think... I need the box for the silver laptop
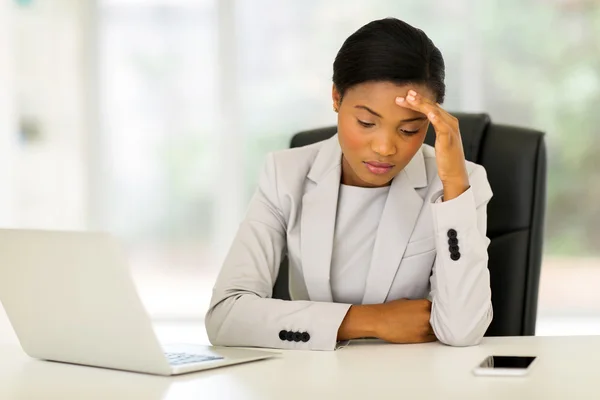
[0,229,277,376]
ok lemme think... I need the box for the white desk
[0,335,598,400]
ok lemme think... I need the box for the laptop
[0,229,278,376]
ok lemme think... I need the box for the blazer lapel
[361,148,428,305]
[301,136,342,302]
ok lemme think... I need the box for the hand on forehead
[343,81,436,119]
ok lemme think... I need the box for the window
[5,0,599,332]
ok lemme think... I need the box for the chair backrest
[274,113,547,337]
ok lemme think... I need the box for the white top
[1,334,600,399]
[330,184,391,304]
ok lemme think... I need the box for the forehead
[344,81,435,118]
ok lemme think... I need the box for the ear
[332,84,342,111]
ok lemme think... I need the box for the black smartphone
[473,356,537,376]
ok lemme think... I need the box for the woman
[205,18,493,350]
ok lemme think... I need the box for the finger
[396,97,445,134]
[435,103,456,121]
[407,91,451,119]
[422,97,460,132]
[396,91,453,134]
[395,90,439,116]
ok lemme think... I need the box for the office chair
[272,113,547,337]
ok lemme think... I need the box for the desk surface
[0,335,598,400]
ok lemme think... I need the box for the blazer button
[447,229,458,239]
[449,245,460,254]
[301,332,310,342]
[451,252,461,261]
[293,332,303,342]
[278,330,287,341]
[285,331,294,342]
[448,237,458,246]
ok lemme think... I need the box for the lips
[364,161,394,175]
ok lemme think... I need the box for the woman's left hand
[396,90,470,201]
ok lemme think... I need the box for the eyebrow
[354,105,427,122]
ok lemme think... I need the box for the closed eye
[400,129,420,135]
[357,119,375,128]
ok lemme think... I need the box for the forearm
[337,304,380,341]
[206,293,351,351]
[429,183,493,346]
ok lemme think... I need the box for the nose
[370,131,397,157]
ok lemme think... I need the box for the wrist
[442,178,469,201]
[337,304,380,341]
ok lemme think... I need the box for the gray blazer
[206,135,493,350]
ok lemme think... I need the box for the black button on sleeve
[278,330,287,341]
[448,237,458,246]
[293,332,302,342]
[449,245,460,253]
[447,229,457,239]
[301,332,310,342]
[451,252,461,261]
[285,331,294,342]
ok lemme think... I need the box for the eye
[400,128,420,136]
[357,119,375,128]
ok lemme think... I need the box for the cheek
[341,131,365,153]
[404,135,426,152]
[338,117,368,155]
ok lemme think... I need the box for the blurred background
[0,0,599,341]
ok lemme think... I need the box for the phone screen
[479,356,536,369]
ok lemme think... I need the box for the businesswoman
[206,18,493,350]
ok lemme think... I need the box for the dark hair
[333,18,446,103]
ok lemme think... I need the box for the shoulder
[256,139,328,207]
[261,139,329,187]
[269,140,325,175]
[421,144,493,204]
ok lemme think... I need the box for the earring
[333,104,338,112]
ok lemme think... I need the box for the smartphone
[472,356,537,377]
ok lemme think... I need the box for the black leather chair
[273,113,547,337]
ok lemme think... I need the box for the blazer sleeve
[205,152,351,351]
[428,164,494,346]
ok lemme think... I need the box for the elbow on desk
[437,331,484,347]
[432,305,493,347]
[204,296,237,346]
[205,291,257,347]
[204,308,224,346]
[205,319,224,346]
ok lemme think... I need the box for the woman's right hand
[373,298,437,343]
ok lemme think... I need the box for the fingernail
[407,95,415,101]
[429,112,436,119]
[409,90,417,96]
[396,97,405,103]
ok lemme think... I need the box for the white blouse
[330,184,391,304]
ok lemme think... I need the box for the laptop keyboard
[165,352,224,366]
